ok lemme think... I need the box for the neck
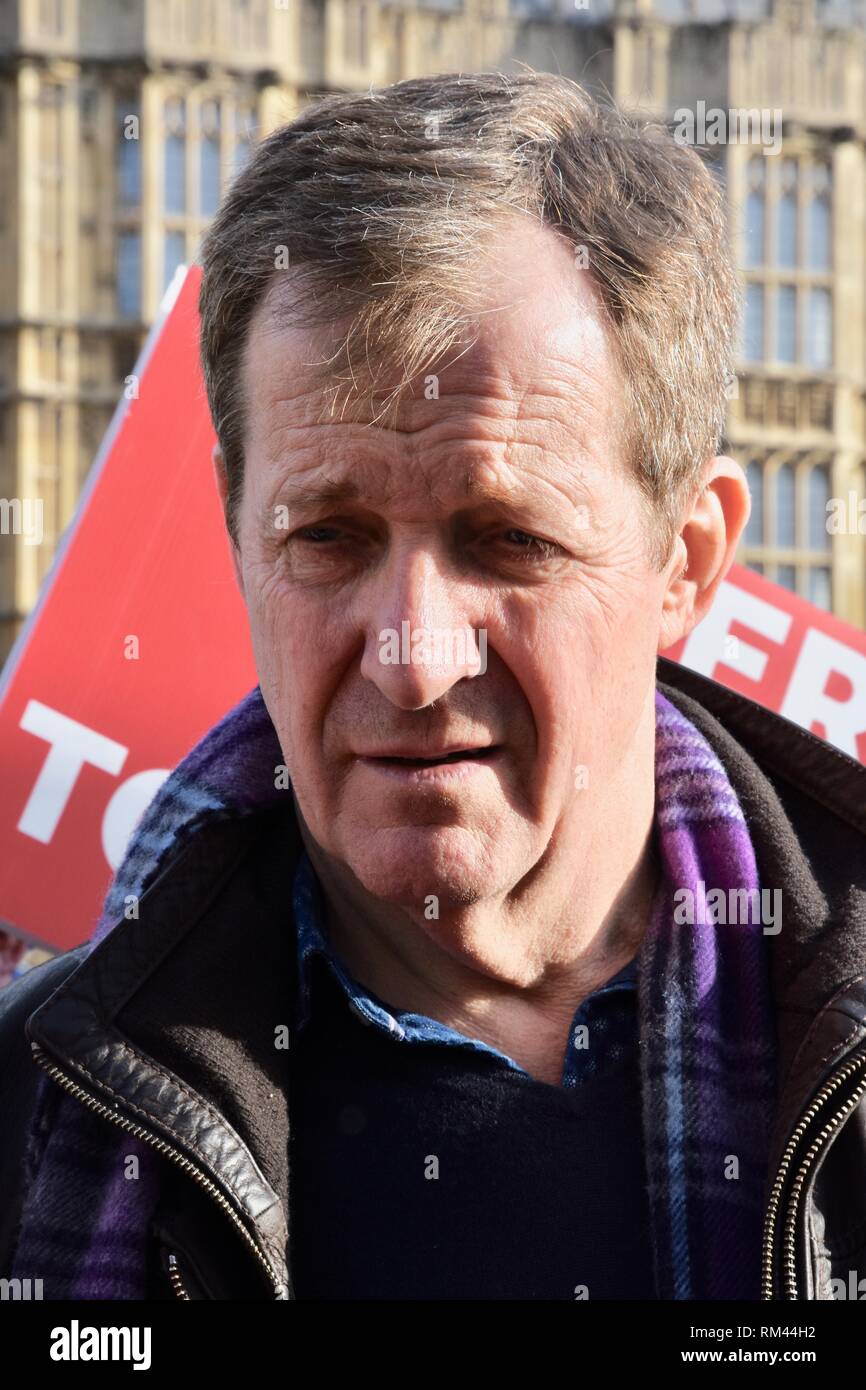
[295,792,659,1085]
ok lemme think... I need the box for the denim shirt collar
[291,847,637,1050]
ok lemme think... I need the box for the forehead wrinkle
[252,332,546,439]
[255,390,602,525]
[250,314,614,455]
[399,356,616,483]
[249,324,619,525]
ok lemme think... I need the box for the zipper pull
[166,1251,191,1300]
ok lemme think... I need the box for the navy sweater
[288,853,656,1300]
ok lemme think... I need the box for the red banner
[662,566,866,765]
[0,268,255,956]
[0,264,864,956]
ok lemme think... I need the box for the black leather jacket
[2,658,866,1300]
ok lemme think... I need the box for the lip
[356,745,495,760]
[356,747,503,782]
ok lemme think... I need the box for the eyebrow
[257,479,359,535]
[260,470,539,530]
[274,478,363,513]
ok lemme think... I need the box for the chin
[342,824,497,909]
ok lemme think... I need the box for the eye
[499,529,562,561]
[294,526,344,543]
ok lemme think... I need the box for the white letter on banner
[781,629,866,759]
[101,769,170,870]
[17,701,128,843]
[679,582,791,685]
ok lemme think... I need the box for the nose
[360,544,486,710]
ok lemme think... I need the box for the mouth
[356,746,502,780]
[372,747,499,768]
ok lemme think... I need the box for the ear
[658,454,751,652]
[212,441,229,512]
[211,442,245,599]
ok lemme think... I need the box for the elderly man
[2,70,865,1304]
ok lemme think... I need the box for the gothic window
[738,152,833,370]
[808,567,832,609]
[116,231,141,318]
[738,454,834,608]
[776,285,797,363]
[775,462,796,546]
[744,157,766,268]
[164,98,187,215]
[743,283,764,361]
[807,463,831,549]
[199,100,222,216]
[117,97,141,207]
[163,229,186,294]
[774,159,798,269]
[806,163,831,271]
[745,460,764,545]
[233,105,257,175]
[806,288,832,369]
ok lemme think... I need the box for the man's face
[233,221,677,914]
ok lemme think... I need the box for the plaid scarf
[12,685,776,1300]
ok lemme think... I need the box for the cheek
[245,575,289,677]
[574,560,663,641]
[511,572,661,755]
[246,557,311,654]
[578,577,665,757]
[581,584,663,711]
[244,568,353,764]
[504,571,643,678]
[242,567,304,720]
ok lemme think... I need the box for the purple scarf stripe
[639,691,776,1300]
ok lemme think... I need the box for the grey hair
[198,68,740,565]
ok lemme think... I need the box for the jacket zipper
[30,1041,288,1300]
[761,1046,866,1300]
[167,1252,191,1300]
